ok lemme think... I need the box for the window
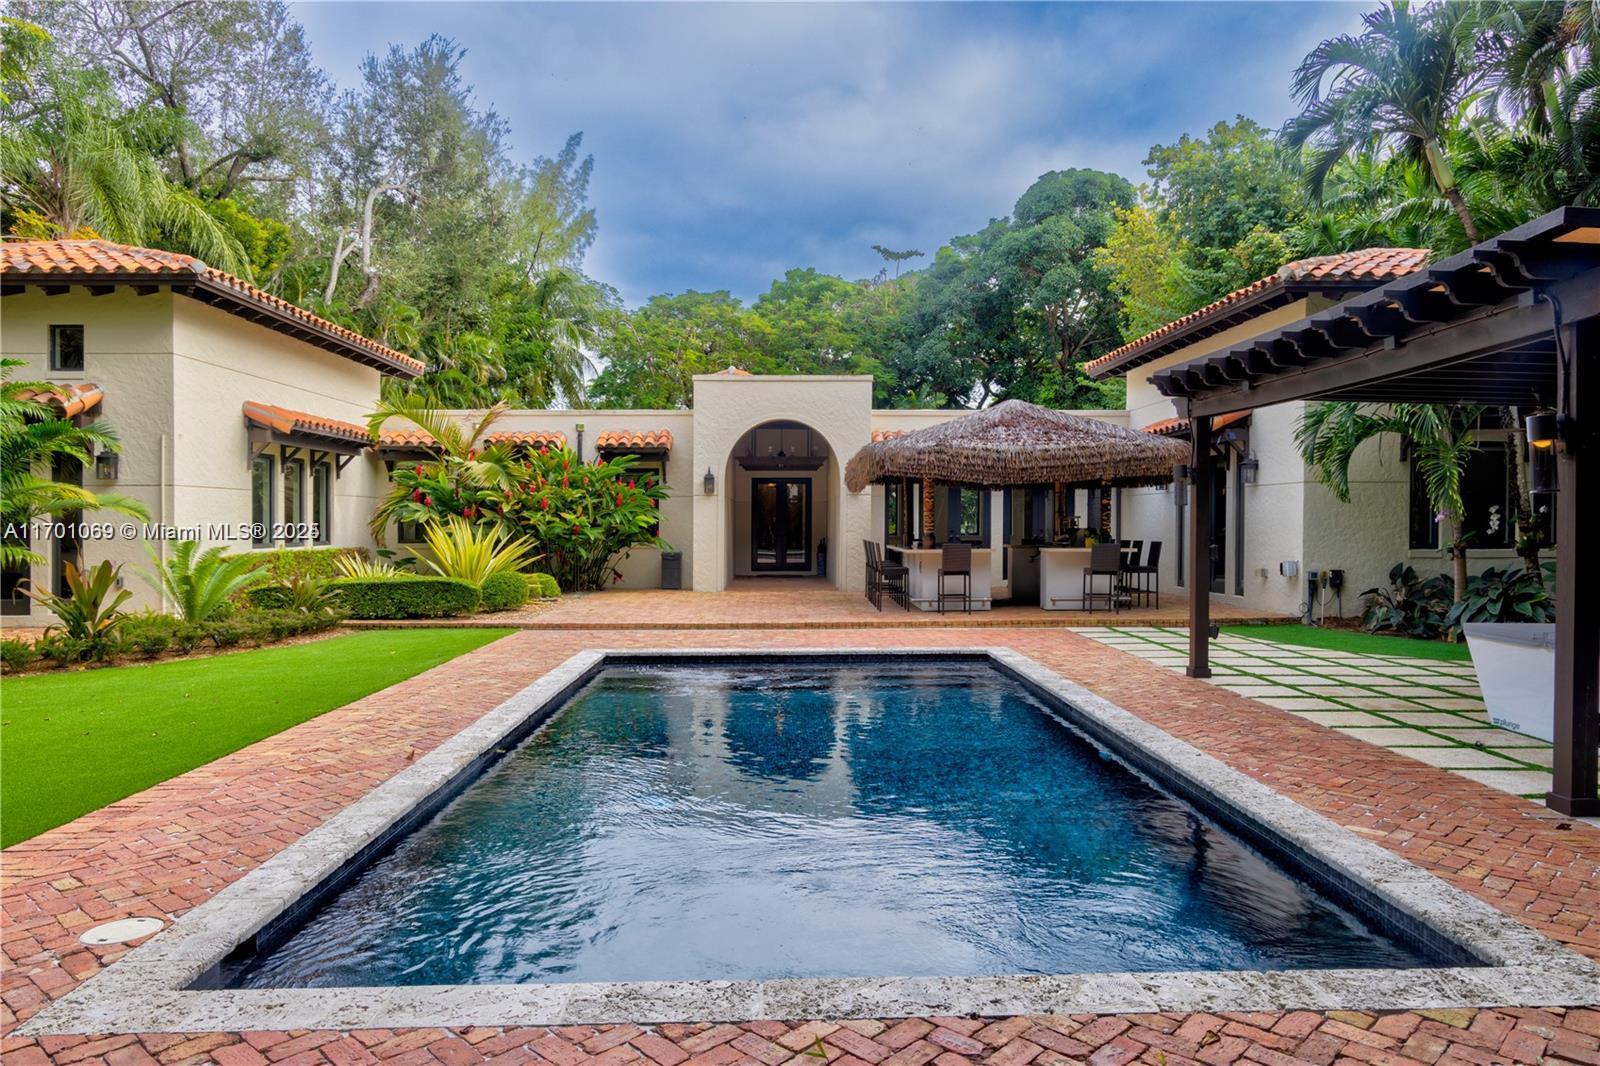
[958,488,982,536]
[312,462,333,545]
[885,481,900,541]
[251,453,274,547]
[397,521,426,544]
[1,527,30,615]
[1408,442,1515,551]
[282,457,305,544]
[50,325,84,372]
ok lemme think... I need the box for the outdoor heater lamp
[1525,410,1561,495]
[703,467,716,495]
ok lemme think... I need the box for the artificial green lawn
[1219,623,1473,662]
[0,628,512,847]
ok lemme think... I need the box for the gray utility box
[660,551,683,589]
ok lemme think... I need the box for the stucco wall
[170,300,389,566]
[2,289,177,615]
[691,375,873,593]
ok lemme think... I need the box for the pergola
[1149,206,1600,816]
[844,399,1186,545]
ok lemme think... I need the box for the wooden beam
[921,477,935,548]
[1187,416,1212,679]
[1549,315,1600,815]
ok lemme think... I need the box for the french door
[751,478,811,572]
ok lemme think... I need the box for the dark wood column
[1550,316,1600,816]
[1187,415,1212,678]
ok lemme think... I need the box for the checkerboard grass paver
[6,624,1600,1065]
[1083,626,1559,798]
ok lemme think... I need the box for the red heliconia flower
[414,465,423,476]
[412,488,423,502]
[628,480,635,490]
[540,496,550,511]
[423,494,433,507]
[562,476,569,489]
[562,456,569,470]
[615,493,622,507]
[572,522,580,533]
[468,449,476,461]
[464,504,476,519]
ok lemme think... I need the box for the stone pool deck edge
[20,647,1596,1037]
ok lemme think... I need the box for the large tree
[590,291,776,409]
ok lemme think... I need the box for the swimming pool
[223,660,1433,988]
[26,649,1590,1036]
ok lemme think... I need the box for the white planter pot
[1462,622,1555,742]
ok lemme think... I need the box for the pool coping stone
[18,647,1599,1035]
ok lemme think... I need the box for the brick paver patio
[5,625,1599,1065]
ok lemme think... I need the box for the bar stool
[1082,542,1122,614]
[937,543,973,614]
[1128,541,1162,607]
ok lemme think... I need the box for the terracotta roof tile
[1086,248,1430,378]
[374,428,567,451]
[595,428,673,451]
[1143,410,1251,437]
[15,383,104,419]
[870,428,908,442]
[713,365,753,376]
[241,401,369,444]
[3,239,425,376]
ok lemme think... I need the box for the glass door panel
[751,478,811,571]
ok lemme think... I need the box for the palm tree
[0,359,148,568]
[365,395,519,541]
[1,63,248,273]
[1285,1,1485,242]
[1296,402,1480,600]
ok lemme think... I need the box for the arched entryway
[724,420,842,586]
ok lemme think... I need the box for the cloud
[293,1,1364,305]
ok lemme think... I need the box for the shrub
[528,572,561,598]
[141,541,267,622]
[1443,564,1555,632]
[334,553,398,579]
[24,560,132,660]
[479,571,529,612]
[329,576,480,619]
[35,633,90,666]
[1,638,40,670]
[172,621,208,654]
[118,611,182,657]
[246,574,339,614]
[246,584,293,610]
[1361,563,1453,640]
[417,516,536,584]
[237,546,367,587]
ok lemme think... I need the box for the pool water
[225,662,1432,987]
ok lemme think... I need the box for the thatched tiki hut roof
[844,400,1188,492]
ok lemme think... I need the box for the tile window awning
[870,428,907,442]
[17,383,104,420]
[1142,410,1251,438]
[594,428,673,455]
[373,428,567,463]
[242,401,369,471]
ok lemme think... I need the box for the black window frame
[251,453,274,548]
[312,461,333,546]
[281,455,306,544]
[1408,440,1516,552]
[49,325,85,372]
[397,521,426,545]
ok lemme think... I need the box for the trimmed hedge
[329,576,480,619]
[238,546,367,588]
[528,572,561,599]
[244,585,293,610]
[480,571,530,612]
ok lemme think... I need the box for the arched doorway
[724,420,840,586]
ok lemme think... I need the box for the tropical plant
[334,553,398,579]
[1285,0,1485,241]
[139,540,267,622]
[1297,402,1480,599]
[23,559,131,659]
[1361,562,1455,639]
[248,573,341,614]
[0,359,147,567]
[416,515,536,585]
[1442,563,1556,632]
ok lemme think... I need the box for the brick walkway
[5,627,1600,1064]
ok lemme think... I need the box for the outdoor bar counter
[1038,546,1095,610]
[893,547,994,611]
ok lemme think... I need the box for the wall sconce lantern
[1239,456,1260,484]
[703,467,716,495]
[94,450,119,481]
[1171,462,1190,485]
[1525,410,1562,494]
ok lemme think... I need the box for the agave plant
[140,540,267,622]
[24,559,132,657]
[334,553,398,579]
[417,516,536,585]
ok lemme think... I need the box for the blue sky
[292,2,1362,307]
